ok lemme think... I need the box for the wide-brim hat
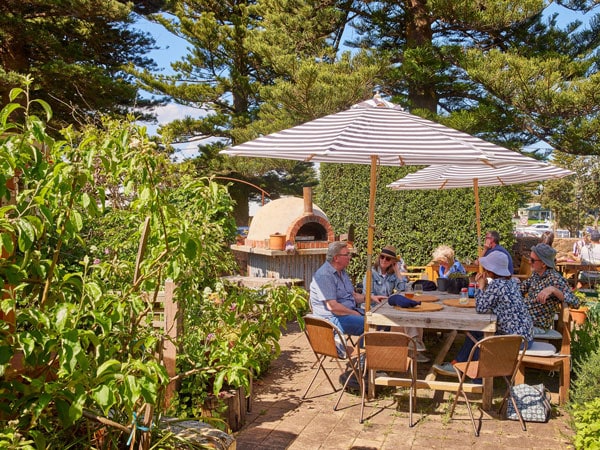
[479,252,511,276]
[380,245,398,261]
[531,243,557,269]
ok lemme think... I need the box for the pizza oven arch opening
[295,222,328,242]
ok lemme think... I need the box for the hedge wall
[315,163,522,281]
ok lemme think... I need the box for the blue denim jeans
[329,314,365,337]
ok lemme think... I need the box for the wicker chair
[450,334,527,437]
[358,331,418,426]
[301,315,360,410]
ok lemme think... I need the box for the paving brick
[234,321,575,450]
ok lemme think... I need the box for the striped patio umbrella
[387,162,574,248]
[220,95,546,323]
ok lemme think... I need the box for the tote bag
[507,383,552,423]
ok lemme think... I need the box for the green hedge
[316,163,521,280]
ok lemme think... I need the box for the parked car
[517,223,553,237]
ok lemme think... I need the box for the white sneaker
[415,338,426,352]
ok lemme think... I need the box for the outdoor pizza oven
[231,187,339,285]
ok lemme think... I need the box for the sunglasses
[529,256,542,263]
[379,255,394,262]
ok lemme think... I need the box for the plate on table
[411,294,439,302]
[393,302,444,312]
[443,298,476,308]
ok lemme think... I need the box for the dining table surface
[366,290,498,409]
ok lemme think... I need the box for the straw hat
[380,245,398,261]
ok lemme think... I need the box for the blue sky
[136,3,595,151]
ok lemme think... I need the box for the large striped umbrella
[220,95,545,324]
[388,162,574,248]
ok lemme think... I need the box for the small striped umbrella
[388,162,574,248]
[221,95,547,324]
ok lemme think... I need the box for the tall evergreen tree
[134,0,378,223]
[0,0,163,129]
[347,0,600,154]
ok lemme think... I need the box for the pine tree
[0,0,162,129]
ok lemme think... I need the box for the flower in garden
[93,258,101,265]
[229,303,236,311]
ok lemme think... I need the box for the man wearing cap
[579,229,600,288]
[520,243,579,331]
[310,241,380,337]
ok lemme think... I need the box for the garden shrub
[0,80,261,447]
[174,281,308,420]
[573,397,600,450]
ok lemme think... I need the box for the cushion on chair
[522,341,557,357]
[533,327,563,340]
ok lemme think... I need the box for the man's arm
[325,299,362,316]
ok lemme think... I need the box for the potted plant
[571,290,590,325]
[446,272,469,294]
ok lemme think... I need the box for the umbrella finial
[373,91,385,106]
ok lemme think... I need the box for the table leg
[425,330,457,381]
[367,369,375,399]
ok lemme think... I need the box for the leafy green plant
[0,80,241,447]
[174,282,308,421]
[573,397,600,450]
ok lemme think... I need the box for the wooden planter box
[201,386,248,432]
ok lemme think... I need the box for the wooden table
[366,291,497,409]
[556,261,600,283]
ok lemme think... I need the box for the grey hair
[326,241,348,262]
[488,230,500,244]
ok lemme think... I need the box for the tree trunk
[405,0,437,113]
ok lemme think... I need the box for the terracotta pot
[269,233,286,251]
[569,306,589,325]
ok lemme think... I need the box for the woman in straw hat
[363,246,429,362]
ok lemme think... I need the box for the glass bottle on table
[459,287,469,305]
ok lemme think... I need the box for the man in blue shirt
[310,241,378,336]
[478,230,514,275]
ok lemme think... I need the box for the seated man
[520,244,579,332]
[310,241,378,337]
[475,230,514,275]
[579,229,600,288]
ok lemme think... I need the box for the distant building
[517,203,553,222]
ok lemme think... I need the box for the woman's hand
[475,272,487,290]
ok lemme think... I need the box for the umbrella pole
[474,178,485,276]
[364,156,378,331]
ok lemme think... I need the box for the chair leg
[359,368,367,423]
[450,374,480,437]
[302,354,337,399]
[334,358,361,411]
[507,393,527,432]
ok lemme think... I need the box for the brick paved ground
[234,321,574,449]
